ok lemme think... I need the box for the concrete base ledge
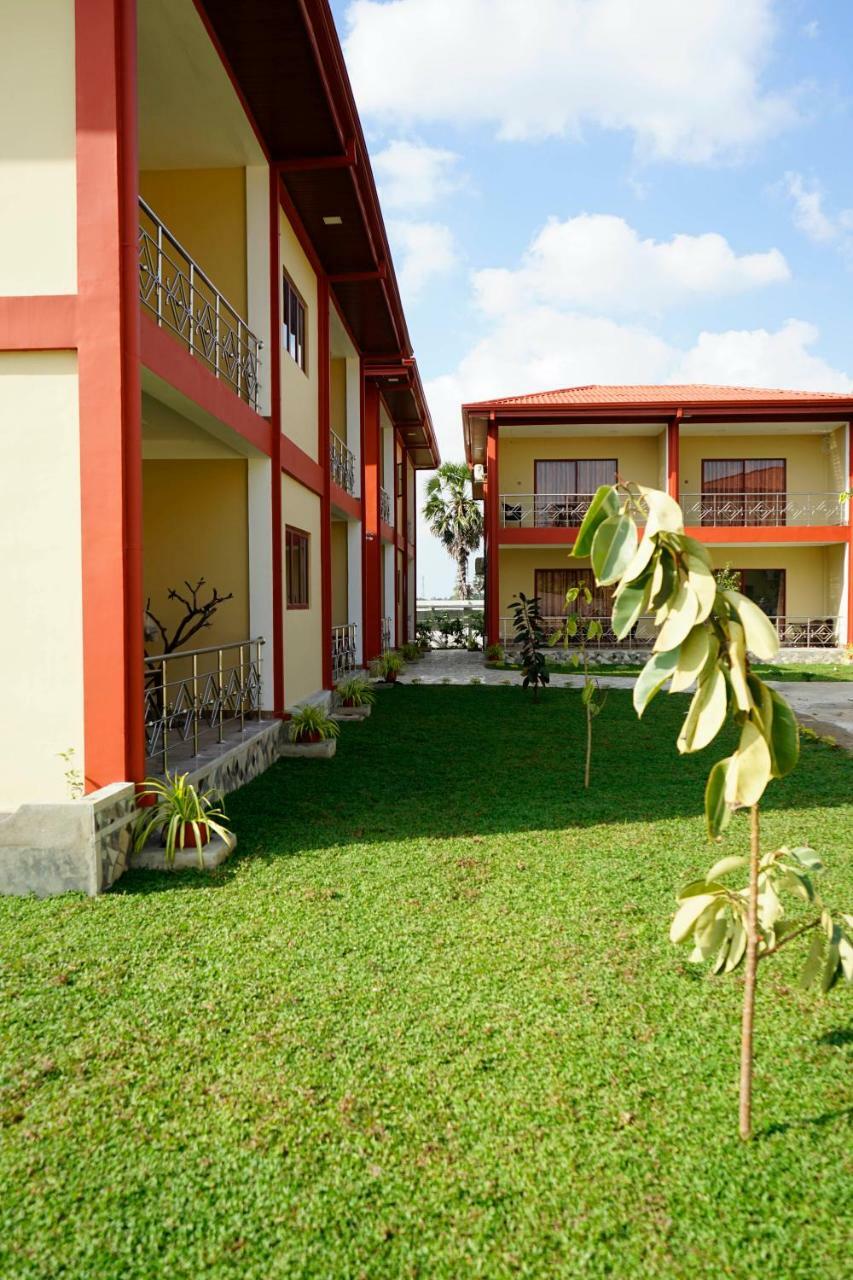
[332,704,372,721]
[129,830,237,872]
[279,737,337,758]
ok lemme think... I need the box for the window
[533,459,617,527]
[726,568,786,618]
[701,459,786,526]
[283,272,306,371]
[285,527,309,608]
[535,569,613,623]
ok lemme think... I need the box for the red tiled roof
[463,383,853,410]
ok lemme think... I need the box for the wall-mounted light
[323,215,343,226]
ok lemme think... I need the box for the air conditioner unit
[473,464,485,482]
[474,557,485,577]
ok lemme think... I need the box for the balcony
[500,494,597,528]
[681,493,847,527]
[138,198,261,411]
[144,638,264,772]
[330,431,356,495]
[332,624,358,681]
[380,487,392,525]
[381,617,393,652]
[498,616,839,650]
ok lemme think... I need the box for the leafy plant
[133,772,231,869]
[713,562,742,594]
[424,462,484,600]
[372,650,406,681]
[335,676,376,708]
[508,593,549,700]
[574,481,852,1138]
[415,620,432,651]
[57,748,84,800]
[469,677,483,685]
[550,582,607,788]
[485,642,505,664]
[400,642,422,662]
[289,704,341,743]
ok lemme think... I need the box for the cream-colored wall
[330,358,347,439]
[379,403,392,488]
[825,425,848,495]
[283,476,323,702]
[140,168,247,316]
[679,434,838,495]
[499,435,661,493]
[331,520,349,627]
[280,211,318,460]
[143,460,249,649]
[0,0,77,294]
[0,352,83,807]
[498,548,582,616]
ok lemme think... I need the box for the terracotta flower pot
[296,731,323,744]
[386,671,398,683]
[161,821,209,849]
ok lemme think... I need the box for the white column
[245,165,272,417]
[247,458,275,709]
[384,543,396,639]
[347,519,363,664]
[346,356,361,497]
[382,423,395,527]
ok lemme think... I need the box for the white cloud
[344,0,796,162]
[372,139,461,209]
[388,219,458,298]
[802,20,820,39]
[784,172,853,251]
[473,214,789,316]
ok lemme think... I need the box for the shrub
[289,704,340,743]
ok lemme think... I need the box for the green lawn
[1,688,851,1279]
[493,659,853,681]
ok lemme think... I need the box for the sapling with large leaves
[573,482,852,1139]
[508,593,549,699]
[549,581,607,789]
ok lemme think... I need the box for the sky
[328,0,853,597]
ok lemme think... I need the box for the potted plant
[400,641,421,662]
[371,650,405,684]
[132,772,232,870]
[281,703,341,758]
[484,642,504,666]
[334,675,376,719]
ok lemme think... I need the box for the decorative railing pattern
[332,624,358,681]
[144,638,264,770]
[138,198,261,410]
[681,493,846,528]
[499,615,838,650]
[380,487,392,525]
[330,431,356,495]
[500,494,598,528]
[381,617,393,652]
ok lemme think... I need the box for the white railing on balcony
[681,493,847,527]
[332,623,358,681]
[500,494,598,528]
[381,617,393,652]
[380,487,392,525]
[138,198,261,410]
[330,431,356,495]
[144,638,264,771]
[499,616,839,650]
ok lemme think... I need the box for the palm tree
[424,462,484,600]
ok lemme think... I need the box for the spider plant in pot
[372,650,405,683]
[133,772,231,869]
[335,675,376,709]
[289,703,341,744]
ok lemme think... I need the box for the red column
[667,415,680,502]
[847,421,853,646]
[485,419,500,647]
[362,377,382,660]
[318,279,332,688]
[269,176,285,715]
[75,0,144,790]
[401,449,410,645]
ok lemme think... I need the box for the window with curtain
[285,527,309,608]
[534,569,613,622]
[533,459,617,527]
[283,272,307,372]
[701,459,786,526]
[727,568,786,618]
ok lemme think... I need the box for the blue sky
[329,0,853,595]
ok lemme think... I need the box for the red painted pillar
[667,414,681,502]
[362,377,382,660]
[847,421,853,646]
[75,0,144,790]
[318,279,332,688]
[485,419,500,647]
[269,175,285,715]
[401,449,410,645]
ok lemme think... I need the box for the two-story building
[0,0,437,895]
[463,385,852,652]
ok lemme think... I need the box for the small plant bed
[280,704,340,757]
[131,772,234,871]
[333,675,376,720]
[371,650,406,686]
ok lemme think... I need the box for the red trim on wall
[280,434,325,495]
[380,521,396,544]
[140,315,272,456]
[667,414,680,500]
[269,170,285,715]
[684,526,848,545]
[75,0,144,791]
[362,377,382,660]
[330,483,361,522]
[0,296,76,349]
[276,177,325,280]
[318,277,333,688]
[485,421,499,645]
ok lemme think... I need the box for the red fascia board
[140,314,272,456]
[685,525,848,544]
[192,0,270,161]
[0,295,77,349]
[330,483,361,521]
[499,528,580,547]
[464,401,853,421]
[380,520,395,544]
[280,434,325,496]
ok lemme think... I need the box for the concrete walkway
[400,651,853,748]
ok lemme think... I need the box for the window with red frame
[286,527,309,608]
[283,272,307,372]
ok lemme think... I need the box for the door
[535,568,613,627]
[701,459,786,526]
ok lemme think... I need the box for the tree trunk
[454,547,470,600]
[584,703,592,789]
[739,804,761,1140]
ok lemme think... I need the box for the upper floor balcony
[138,198,262,412]
[380,487,392,525]
[500,489,848,530]
[330,430,356,495]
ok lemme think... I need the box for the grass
[492,659,853,681]
[1,688,851,1279]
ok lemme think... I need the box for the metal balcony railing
[138,198,261,410]
[143,638,264,771]
[681,493,847,527]
[381,617,393,653]
[499,615,839,650]
[380,487,392,525]
[332,624,358,681]
[330,431,356,495]
[500,494,599,528]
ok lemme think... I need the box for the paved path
[400,651,853,747]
